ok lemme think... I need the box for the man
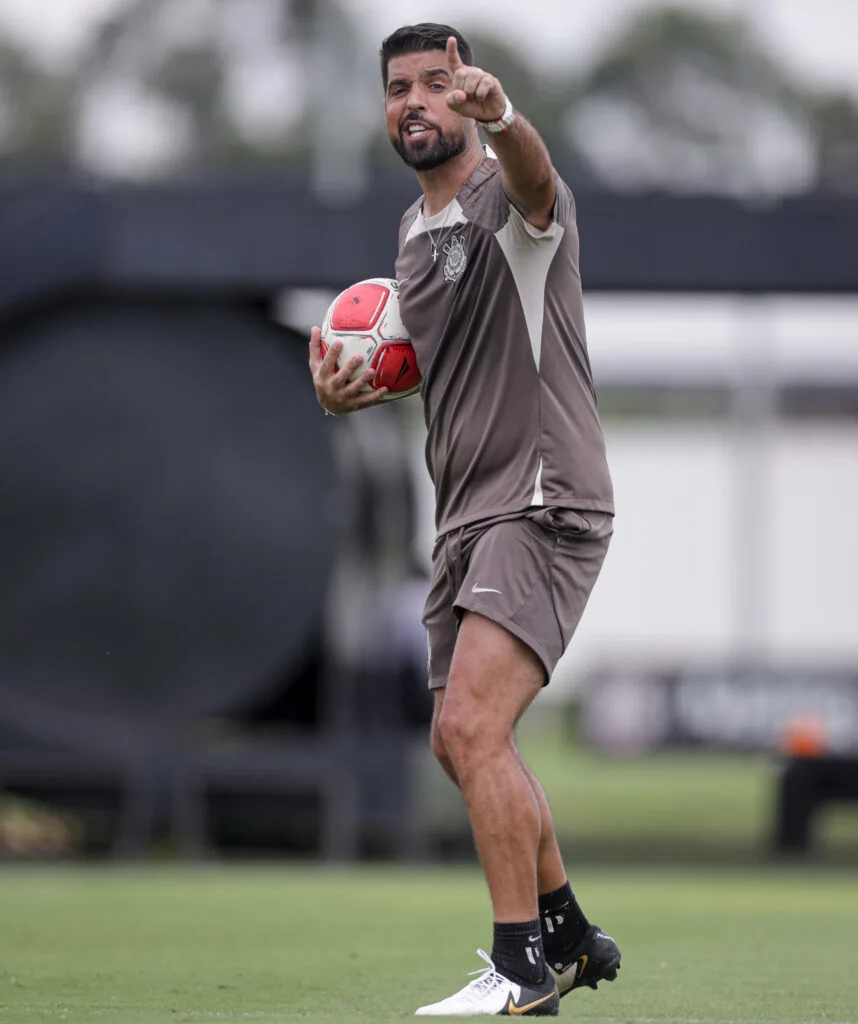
[309,22,619,1017]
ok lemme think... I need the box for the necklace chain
[423,206,471,265]
[427,226,440,263]
[424,204,451,264]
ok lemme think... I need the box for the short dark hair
[380,23,473,91]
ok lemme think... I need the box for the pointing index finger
[447,35,464,70]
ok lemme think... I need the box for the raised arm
[445,36,556,231]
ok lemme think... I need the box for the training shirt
[395,149,614,537]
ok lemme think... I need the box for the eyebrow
[387,67,451,92]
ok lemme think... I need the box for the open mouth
[403,121,434,141]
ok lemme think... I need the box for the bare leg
[517,758,567,895]
[431,676,567,896]
[435,611,546,922]
[431,653,620,997]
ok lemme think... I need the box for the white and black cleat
[416,949,559,1017]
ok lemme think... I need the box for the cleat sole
[560,956,621,999]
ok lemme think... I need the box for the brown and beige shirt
[395,150,613,537]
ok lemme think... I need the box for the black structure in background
[2,182,857,318]
[0,180,856,860]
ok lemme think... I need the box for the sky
[1,0,858,95]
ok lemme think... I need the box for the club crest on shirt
[442,234,467,283]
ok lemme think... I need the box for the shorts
[422,507,613,689]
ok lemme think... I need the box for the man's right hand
[308,326,389,415]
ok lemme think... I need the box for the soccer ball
[320,277,421,402]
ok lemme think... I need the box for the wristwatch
[480,96,516,134]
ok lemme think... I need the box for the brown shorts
[422,507,613,689]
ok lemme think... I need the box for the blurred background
[1,0,857,867]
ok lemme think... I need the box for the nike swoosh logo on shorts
[471,584,503,595]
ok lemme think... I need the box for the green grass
[1,865,857,1024]
[514,716,858,860]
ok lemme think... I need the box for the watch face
[484,112,514,133]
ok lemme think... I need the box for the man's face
[384,50,469,171]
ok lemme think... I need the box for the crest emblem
[442,234,467,283]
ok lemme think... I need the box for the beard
[391,122,469,171]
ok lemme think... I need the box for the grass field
[1,865,857,1024]
[417,715,858,862]
[516,715,858,861]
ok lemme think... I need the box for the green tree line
[1,1,856,194]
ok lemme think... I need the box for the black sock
[538,881,590,955]
[491,919,546,987]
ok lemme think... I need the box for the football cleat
[416,949,559,1017]
[548,925,621,998]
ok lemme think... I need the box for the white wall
[561,421,858,684]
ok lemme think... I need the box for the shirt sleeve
[503,171,574,246]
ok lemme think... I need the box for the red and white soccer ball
[320,277,421,402]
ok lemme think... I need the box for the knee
[430,720,458,781]
[437,700,502,761]
[430,717,448,764]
